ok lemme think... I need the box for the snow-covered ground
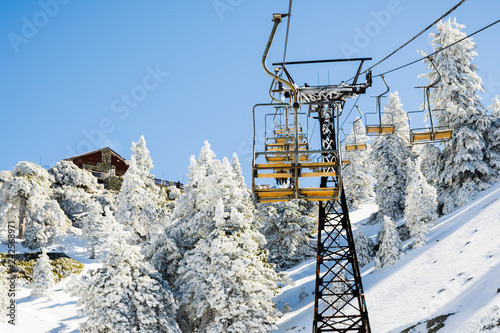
[2,183,500,332]
[0,232,101,333]
[275,182,500,333]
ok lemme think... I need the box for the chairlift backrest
[407,57,453,144]
[365,75,395,135]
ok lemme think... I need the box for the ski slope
[275,182,500,333]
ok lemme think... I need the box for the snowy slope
[274,182,500,333]
[0,233,101,333]
[1,183,499,332]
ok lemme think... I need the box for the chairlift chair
[365,75,395,135]
[345,106,368,151]
[407,57,453,144]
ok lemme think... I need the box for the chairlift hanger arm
[262,14,297,104]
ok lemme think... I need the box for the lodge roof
[64,147,128,164]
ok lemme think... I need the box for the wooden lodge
[65,147,183,191]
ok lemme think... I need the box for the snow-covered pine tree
[354,230,375,267]
[115,156,162,244]
[50,160,103,228]
[405,158,438,248]
[81,203,102,259]
[0,162,70,249]
[382,91,411,145]
[115,136,169,244]
[343,118,375,209]
[419,18,492,214]
[231,152,246,190]
[73,223,181,333]
[81,203,117,259]
[175,199,281,333]
[374,216,402,269]
[487,96,500,179]
[257,199,317,270]
[50,160,99,192]
[142,227,181,282]
[370,133,411,222]
[168,142,254,256]
[419,144,441,187]
[0,266,8,322]
[31,248,56,298]
[167,142,221,255]
[131,135,154,177]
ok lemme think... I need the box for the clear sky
[1,0,499,185]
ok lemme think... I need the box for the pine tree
[50,160,103,228]
[382,91,411,144]
[168,142,253,256]
[115,136,167,244]
[175,199,281,333]
[74,224,181,333]
[419,18,492,214]
[487,96,500,179]
[115,158,161,244]
[375,216,402,269]
[354,230,375,267]
[405,158,438,247]
[131,135,154,177]
[419,144,441,187]
[0,162,70,249]
[371,134,411,222]
[31,248,56,298]
[81,204,118,259]
[258,199,317,270]
[343,118,375,209]
[142,228,181,283]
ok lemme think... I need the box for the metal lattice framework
[312,103,370,333]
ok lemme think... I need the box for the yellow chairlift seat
[411,128,453,143]
[342,159,350,165]
[345,143,367,151]
[266,142,309,148]
[274,135,304,143]
[266,147,308,152]
[366,124,395,135]
[254,161,338,170]
[254,187,338,203]
[274,127,302,134]
[265,154,309,163]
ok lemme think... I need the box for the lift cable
[345,0,466,83]
[341,94,361,129]
[374,18,500,77]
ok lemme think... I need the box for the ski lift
[251,13,371,203]
[345,106,368,151]
[407,57,453,144]
[365,75,395,135]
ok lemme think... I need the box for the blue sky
[1,0,499,185]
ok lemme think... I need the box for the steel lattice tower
[312,102,370,333]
